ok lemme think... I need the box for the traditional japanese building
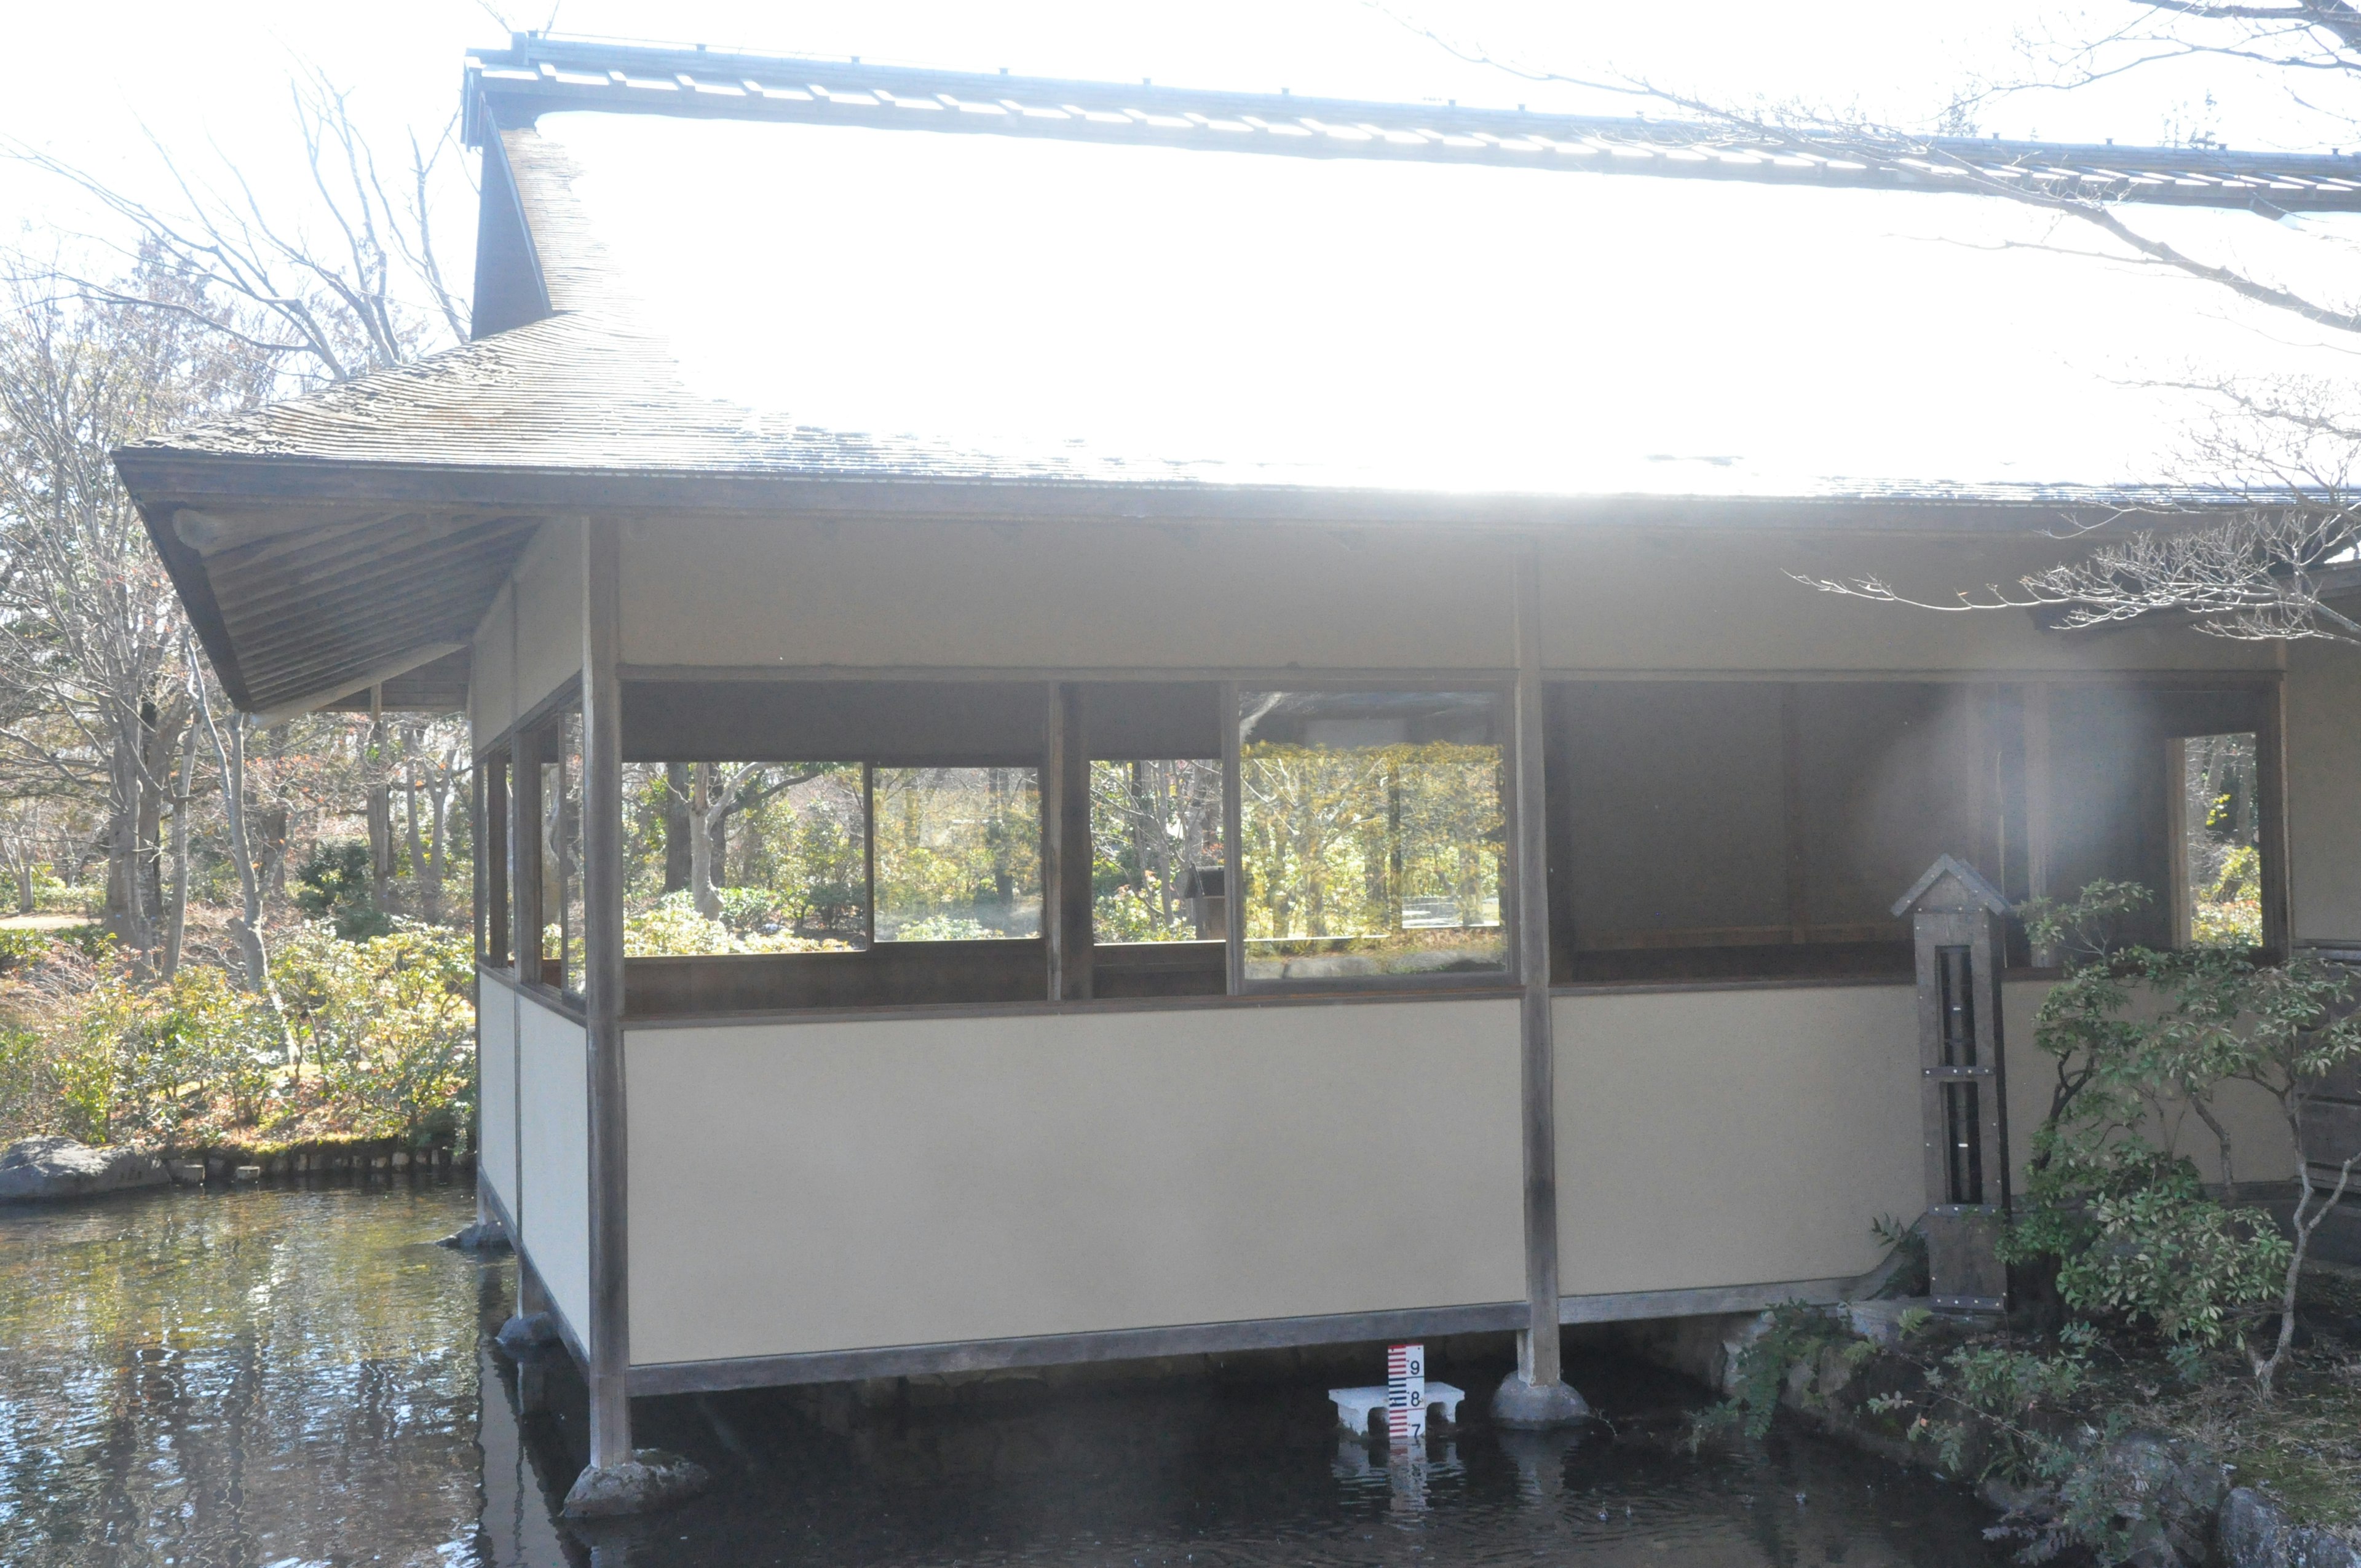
[113,35,2361,1510]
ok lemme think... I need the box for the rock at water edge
[0,1137,167,1202]
[2220,1487,2361,1568]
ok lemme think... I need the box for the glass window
[542,712,585,997]
[480,751,510,968]
[620,762,868,956]
[1089,758,1224,943]
[872,767,1042,941]
[2174,732,2260,949]
[1237,691,1508,983]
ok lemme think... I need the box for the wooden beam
[1510,539,1568,1393]
[2258,679,2293,959]
[250,642,467,726]
[579,518,631,1471]
[1044,683,1093,1002]
[485,748,512,969]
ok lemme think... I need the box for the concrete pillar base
[1489,1374,1591,1430]
[493,1312,558,1358]
[437,1221,511,1252]
[561,1449,712,1518]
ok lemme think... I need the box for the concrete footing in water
[1489,1374,1591,1430]
[493,1311,559,1357]
[560,1449,712,1518]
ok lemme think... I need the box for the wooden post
[1044,684,1093,1001]
[484,754,510,969]
[579,518,631,1472]
[1894,855,2012,1313]
[2258,678,2292,959]
[1493,539,1588,1428]
[2023,683,2055,965]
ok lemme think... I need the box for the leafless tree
[1793,505,2361,641]
[0,258,269,965]
[4,66,469,387]
[1382,2,2361,642]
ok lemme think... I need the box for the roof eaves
[457,36,2361,213]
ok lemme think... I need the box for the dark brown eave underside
[109,449,2266,536]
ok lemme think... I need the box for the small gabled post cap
[1490,1373,1592,1430]
[1891,854,2012,921]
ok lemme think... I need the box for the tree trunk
[366,780,392,913]
[258,801,290,900]
[423,754,451,925]
[401,734,426,912]
[663,762,692,894]
[204,710,272,992]
[161,721,196,979]
[690,762,718,919]
[103,711,154,967]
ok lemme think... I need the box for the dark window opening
[1548,679,2279,984]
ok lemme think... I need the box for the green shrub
[7,921,475,1149]
[0,929,48,973]
[294,841,392,940]
[2003,1143,2286,1356]
[272,921,474,1144]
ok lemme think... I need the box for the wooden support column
[1493,539,1588,1429]
[2023,684,2055,965]
[512,727,544,987]
[484,756,510,970]
[1044,683,1093,1002]
[579,518,631,1472]
[2258,678,2292,959]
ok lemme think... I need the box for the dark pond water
[0,1183,2014,1567]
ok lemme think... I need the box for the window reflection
[620,762,868,956]
[1090,758,1224,943]
[1238,691,1506,982]
[872,767,1042,941]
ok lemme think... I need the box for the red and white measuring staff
[1386,1342,1426,1442]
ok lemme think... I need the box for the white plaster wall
[510,522,581,718]
[1554,984,1925,1294]
[619,515,1518,671]
[469,581,520,739]
[2000,980,2296,1189]
[477,980,518,1222]
[2285,640,2361,946]
[622,999,1526,1367]
[516,994,590,1344]
[1542,531,2282,675]
[609,515,2279,678]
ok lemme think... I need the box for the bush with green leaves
[2004,1144,2285,1364]
[271,921,475,1145]
[293,841,393,940]
[0,920,476,1150]
[2008,882,2361,1388]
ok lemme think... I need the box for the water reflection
[0,1186,2013,1567]
[0,1181,490,1567]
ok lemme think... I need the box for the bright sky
[7,2,2361,490]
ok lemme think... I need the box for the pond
[0,1182,2014,1567]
